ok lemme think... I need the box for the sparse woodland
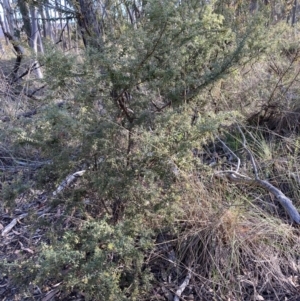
[2,0,300,300]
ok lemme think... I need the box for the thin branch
[267,48,300,104]
[55,20,69,44]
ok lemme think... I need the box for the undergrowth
[2,9,300,301]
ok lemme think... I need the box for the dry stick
[216,127,300,224]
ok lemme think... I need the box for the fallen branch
[2,213,28,236]
[225,171,300,224]
[53,170,86,196]
[42,288,60,301]
[215,126,300,224]
[174,271,191,301]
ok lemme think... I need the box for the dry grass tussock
[168,25,300,297]
[172,163,300,300]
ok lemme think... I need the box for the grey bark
[291,0,298,25]
[18,0,31,42]
[228,173,300,224]
[29,5,44,79]
[2,0,16,35]
[39,4,47,38]
[44,2,54,42]
[74,0,103,49]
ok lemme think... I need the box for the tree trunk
[39,4,47,38]
[18,0,31,43]
[44,2,54,42]
[2,0,16,36]
[29,5,44,79]
[249,0,259,13]
[292,0,298,25]
[73,0,103,49]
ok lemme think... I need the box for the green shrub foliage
[1,1,271,300]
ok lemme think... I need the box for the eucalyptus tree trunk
[124,0,142,28]
[73,0,103,49]
[250,0,259,13]
[18,0,31,43]
[286,0,295,23]
[2,0,16,35]
[39,4,47,38]
[29,5,44,79]
[65,0,72,49]
[0,10,10,44]
[53,4,58,41]
[44,1,54,42]
[291,0,298,25]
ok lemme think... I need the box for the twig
[267,48,300,104]
[55,20,69,45]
